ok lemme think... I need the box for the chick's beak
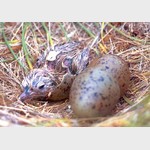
[18,86,31,102]
[18,91,28,102]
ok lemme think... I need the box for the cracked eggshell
[69,68,120,118]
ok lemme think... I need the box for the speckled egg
[69,68,120,117]
[89,54,130,96]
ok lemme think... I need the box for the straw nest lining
[0,22,150,127]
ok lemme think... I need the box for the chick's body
[19,42,90,101]
[19,41,130,118]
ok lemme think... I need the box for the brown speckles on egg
[91,54,130,96]
[122,83,125,87]
[105,66,109,69]
[105,104,108,108]
[70,68,120,117]
[101,61,105,65]
[79,96,83,101]
[108,76,112,82]
[100,102,103,108]
[92,105,96,109]
[69,54,130,118]
[98,76,104,82]
[99,93,107,101]
[93,92,98,98]
[90,70,93,74]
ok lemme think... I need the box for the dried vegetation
[0,22,150,126]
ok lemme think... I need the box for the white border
[0,0,150,21]
[0,0,149,150]
[0,127,149,150]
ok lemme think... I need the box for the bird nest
[0,22,150,127]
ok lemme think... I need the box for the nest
[0,22,150,127]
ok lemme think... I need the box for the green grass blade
[41,22,54,48]
[59,22,70,42]
[0,58,15,63]
[123,96,134,106]
[108,23,150,44]
[101,22,105,38]
[1,22,27,71]
[75,22,95,38]
[22,23,33,70]
[0,39,20,44]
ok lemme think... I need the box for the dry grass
[0,22,150,127]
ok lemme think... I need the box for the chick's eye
[38,85,45,89]
[50,81,57,86]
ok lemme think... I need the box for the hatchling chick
[19,41,90,102]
